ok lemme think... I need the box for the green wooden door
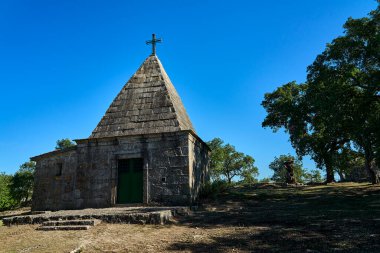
[117,158,143,204]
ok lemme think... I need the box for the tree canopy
[9,161,35,205]
[55,138,76,150]
[262,4,380,184]
[0,172,15,211]
[207,138,259,184]
[269,155,306,183]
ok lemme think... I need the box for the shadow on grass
[167,224,380,253]
[169,183,380,252]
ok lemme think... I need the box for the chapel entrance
[117,158,143,204]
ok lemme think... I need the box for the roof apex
[90,55,195,138]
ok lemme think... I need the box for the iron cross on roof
[146,34,162,56]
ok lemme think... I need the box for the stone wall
[188,134,210,202]
[32,131,209,211]
[32,148,78,211]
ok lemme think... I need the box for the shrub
[199,180,229,200]
[0,172,16,211]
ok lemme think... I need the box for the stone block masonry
[31,54,209,211]
[32,131,208,210]
[3,207,180,226]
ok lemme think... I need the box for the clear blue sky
[0,0,377,178]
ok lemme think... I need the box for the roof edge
[76,130,210,150]
[31,131,210,162]
[31,146,77,161]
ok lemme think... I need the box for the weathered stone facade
[31,55,209,211]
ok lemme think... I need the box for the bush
[0,173,16,211]
[10,170,34,205]
[0,161,35,211]
[199,180,230,200]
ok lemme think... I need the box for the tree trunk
[226,174,232,184]
[337,171,346,182]
[367,168,379,184]
[364,153,379,184]
[363,145,379,184]
[284,160,296,184]
[325,162,335,183]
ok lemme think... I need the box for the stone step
[4,209,173,226]
[37,225,91,231]
[42,219,101,226]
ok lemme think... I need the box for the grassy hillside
[180,182,380,252]
[0,183,379,252]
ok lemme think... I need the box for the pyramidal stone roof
[90,55,195,138]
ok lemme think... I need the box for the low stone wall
[1,206,193,226]
[3,210,172,226]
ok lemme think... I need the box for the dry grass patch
[82,224,270,253]
[0,224,85,253]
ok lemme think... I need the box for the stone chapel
[31,36,210,211]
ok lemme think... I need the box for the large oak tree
[262,3,379,184]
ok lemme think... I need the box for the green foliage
[306,4,380,183]
[207,138,259,183]
[19,161,36,173]
[259,177,272,183]
[0,161,36,211]
[303,170,324,184]
[0,172,16,211]
[198,180,229,200]
[240,167,259,186]
[262,4,380,184]
[261,81,341,183]
[55,138,76,150]
[269,155,306,183]
[207,138,225,181]
[334,147,366,182]
[9,161,35,205]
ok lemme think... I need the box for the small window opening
[161,177,166,183]
[56,163,63,176]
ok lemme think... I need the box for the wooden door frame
[116,158,144,204]
[112,152,149,206]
